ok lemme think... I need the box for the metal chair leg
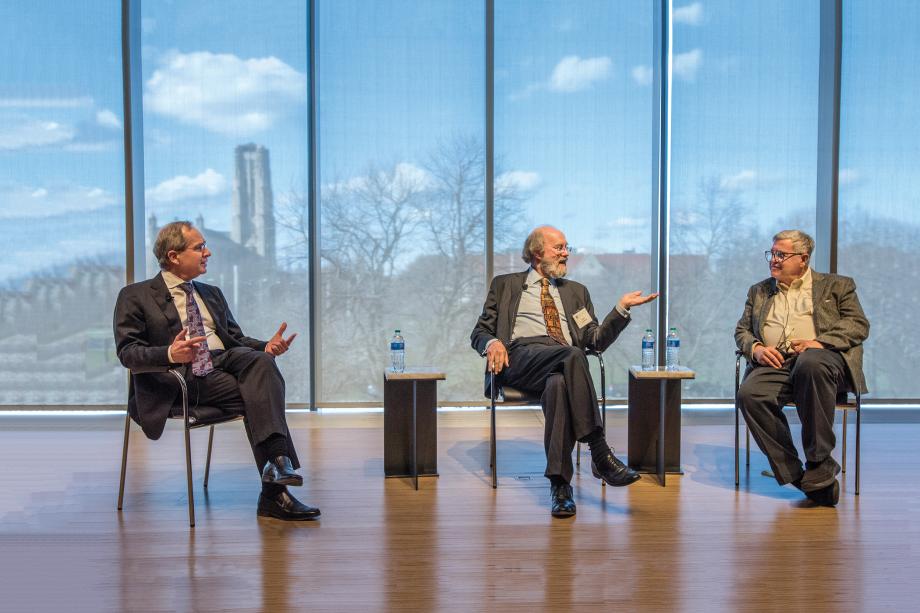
[576,442,581,467]
[204,425,215,489]
[598,354,606,487]
[734,401,740,487]
[745,426,750,467]
[841,408,848,475]
[117,413,131,510]
[185,422,195,527]
[490,372,497,489]
[855,394,860,495]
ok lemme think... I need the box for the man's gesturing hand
[618,290,659,311]
[265,322,297,356]
[486,341,510,375]
[170,328,207,363]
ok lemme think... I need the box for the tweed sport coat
[734,270,870,393]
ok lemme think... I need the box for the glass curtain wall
[495,1,654,398]
[839,0,920,398]
[669,1,820,398]
[317,1,486,402]
[0,2,126,405]
[140,0,311,402]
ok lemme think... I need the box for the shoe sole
[257,508,321,521]
[262,475,304,487]
[551,509,576,518]
[593,469,641,487]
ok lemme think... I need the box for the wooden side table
[383,368,446,490]
[627,366,695,486]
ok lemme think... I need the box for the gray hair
[521,226,549,265]
[773,229,815,257]
[154,220,193,269]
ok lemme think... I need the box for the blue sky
[2,0,919,285]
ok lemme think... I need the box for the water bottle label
[667,339,680,347]
[390,342,404,350]
[642,340,654,349]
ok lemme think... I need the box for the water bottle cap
[394,329,400,333]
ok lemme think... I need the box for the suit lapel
[506,271,528,340]
[150,273,182,333]
[556,279,580,344]
[810,270,830,332]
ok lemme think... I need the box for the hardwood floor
[0,409,916,612]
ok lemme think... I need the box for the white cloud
[720,169,757,191]
[838,168,862,186]
[673,48,703,82]
[0,97,93,109]
[96,109,122,130]
[146,169,228,203]
[549,55,613,93]
[0,184,116,219]
[496,170,541,192]
[606,216,647,228]
[145,50,306,134]
[0,118,75,150]
[631,65,653,86]
[673,2,703,26]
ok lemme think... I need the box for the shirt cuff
[615,303,630,318]
[167,345,174,363]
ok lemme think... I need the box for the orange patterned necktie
[540,278,568,345]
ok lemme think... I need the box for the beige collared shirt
[162,271,225,357]
[512,268,573,344]
[761,267,817,353]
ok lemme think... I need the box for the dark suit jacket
[734,271,870,393]
[113,272,266,440]
[471,271,630,389]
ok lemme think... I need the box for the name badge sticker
[572,308,592,328]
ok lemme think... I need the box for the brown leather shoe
[257,488,321,521]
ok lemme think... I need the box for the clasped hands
[486,290,659,375]
[753,339,824,368]
[169,322,297,363]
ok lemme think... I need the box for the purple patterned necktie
[179,282,214,377]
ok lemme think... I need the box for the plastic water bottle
[641,329,655,371]
[666,327,680,370]
[389,329,405,373]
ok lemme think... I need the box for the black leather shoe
[257,488,321,521]
[803,479,840,507]
[591,451,641,487]
[550,483,576,518]
[261,456,303,487]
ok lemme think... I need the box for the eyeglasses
[550,244,575,254]
[764,249,805,263]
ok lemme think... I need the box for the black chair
[734,351,861,494]
[486,349,606,488]
[117,369,244,526]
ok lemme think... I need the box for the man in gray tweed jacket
[735,229,869,506]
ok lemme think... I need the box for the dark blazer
[734,271,870,394]
[113,272,266,440]
[471,271,630,387]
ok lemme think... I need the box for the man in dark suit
[471,225,658,517]
[114,220,319,521]
[736,229,869,506]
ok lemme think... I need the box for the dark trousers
[501,337,604,483]
[736,349,847,485]
[184,346,299,474]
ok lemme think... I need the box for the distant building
[231,143,275,262]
